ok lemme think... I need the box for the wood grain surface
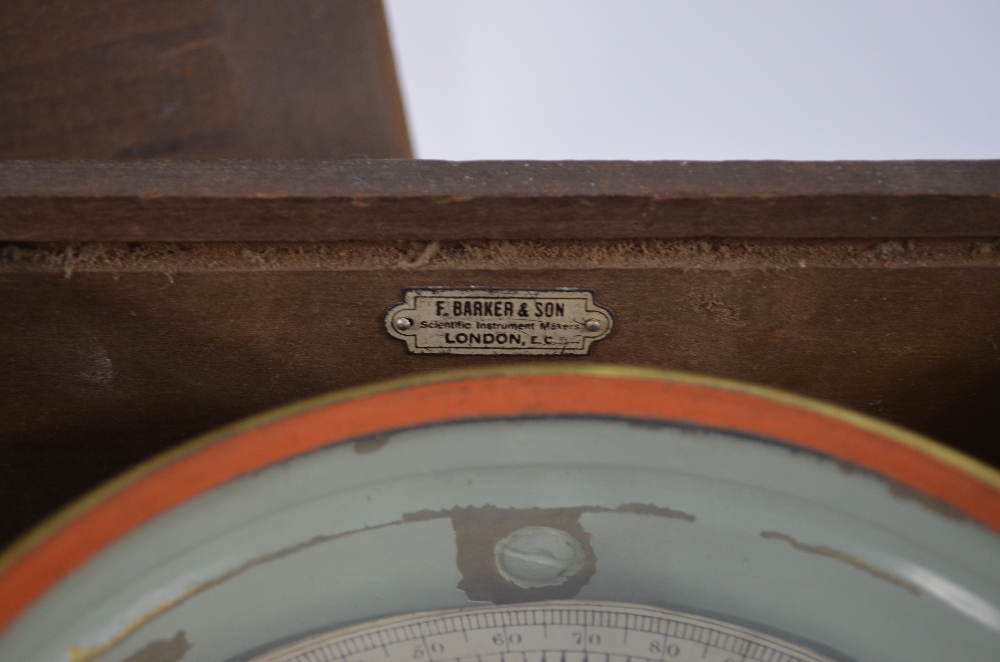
[0,1,410,159]
[1,160,998,240]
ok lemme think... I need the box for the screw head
[584,319,602,332]
[394,317,413,330]
[494,526,585,588]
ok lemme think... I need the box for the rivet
[494,526,585,588]
[584,319,602,332]
[394,317,413,330]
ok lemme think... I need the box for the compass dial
[249,601,834,662]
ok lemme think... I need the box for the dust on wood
[1,238,998,276]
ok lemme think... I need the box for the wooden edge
[2,160,998,241]
[1,364,999,637]
[3,160,1000,197]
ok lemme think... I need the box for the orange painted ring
[2,365,999,638]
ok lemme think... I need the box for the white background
[383,1,1000,160]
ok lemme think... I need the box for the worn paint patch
[352,434,392,455]
[447,505,595,604]
[405,503,695,604]
[761,531,921,595]
[887,483,967,521]
[611,502,696,521]
[120,631,191,662]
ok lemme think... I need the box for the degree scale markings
[249,601,835,662]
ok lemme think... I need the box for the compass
[1,366,998,662]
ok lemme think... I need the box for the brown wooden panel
[0,1,410,159]
[1,240,999,546]
[2,161,999,241]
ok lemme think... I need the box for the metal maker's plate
[385,289,614,355]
